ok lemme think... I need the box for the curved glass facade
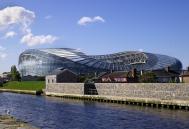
[18,48,182,77]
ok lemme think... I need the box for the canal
[0,92,189,129]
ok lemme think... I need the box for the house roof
[50,68,77,76]
[101,71,133,78]
[152,70,179,77]
[181,70,189,76]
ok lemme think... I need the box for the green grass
[1,81,45,91]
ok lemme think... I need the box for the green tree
[139,72,156,83]
[10,65,21,81]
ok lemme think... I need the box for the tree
[139,72,156,83]
[10,65,21,81]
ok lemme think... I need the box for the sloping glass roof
[19,48,182,77]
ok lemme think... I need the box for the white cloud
[0,6,35,33]
[45,15,52,20]
[4,31,17,38]
[78,16,105,26]
[21,32,58,46]
[0,46,6,51]
[93,16,105,22]
[0,53,7,59]
[78,17,93,25]
[0,6,58,47]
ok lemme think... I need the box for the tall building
[18,48,182,77]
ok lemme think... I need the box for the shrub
[139,72,157,83]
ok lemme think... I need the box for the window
[48,79,50,83]
[52,79,54,83]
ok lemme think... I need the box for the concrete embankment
[45,83,189,110]
[0,89,42,95]
[0,115,38,129]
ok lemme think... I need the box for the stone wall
[95,83,189,100]
[46,83,84,95]
[45,83,189,101]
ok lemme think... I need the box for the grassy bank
[0,81,45,91]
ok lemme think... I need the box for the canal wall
[0,89,39,95]
[94,83,189,100]
[45,83,84,96]
[45,83,189,108]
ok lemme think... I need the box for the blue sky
[0,0,189,73]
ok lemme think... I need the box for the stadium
[18,48,182,77]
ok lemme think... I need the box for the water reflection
[46,96,189,121]
[0,92,189,129]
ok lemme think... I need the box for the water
[0,93,189,129]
